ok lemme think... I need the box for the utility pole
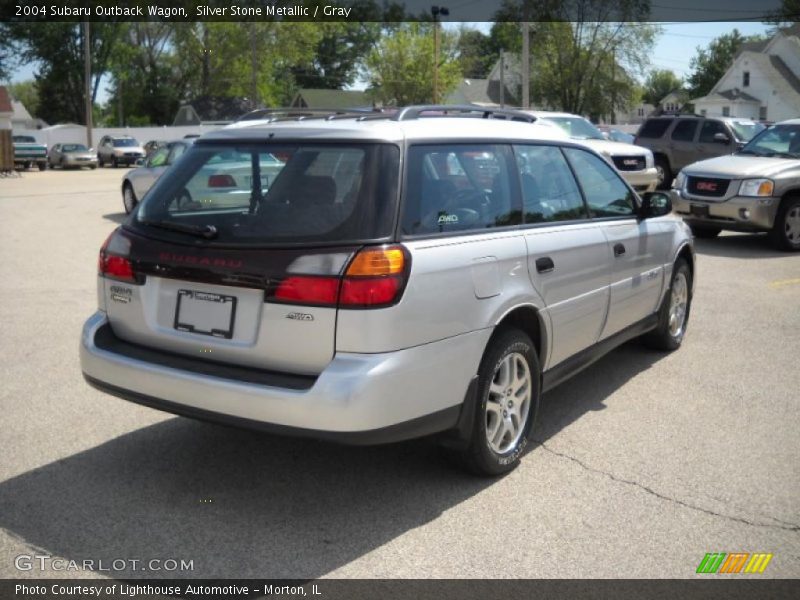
[499,52,505,107]
[431,6,449,104]
[521,22,530,109]
[611,48,617,124]
[83,21,93,148]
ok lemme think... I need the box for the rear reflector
[274,276,340,305]
[208,174,237,188]
[340,276,402,306]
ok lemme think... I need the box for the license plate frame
[690,203,710,218]
[174,289,237,339]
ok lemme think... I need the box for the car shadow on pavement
[0,342,665,580]
[693,233,787,259]
[102,212,128,225]
[534,341,665,445]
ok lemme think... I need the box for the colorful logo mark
[696,552,773,574]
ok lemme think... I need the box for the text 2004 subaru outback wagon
[81,106,695,475]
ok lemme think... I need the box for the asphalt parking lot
[0,167,798,579]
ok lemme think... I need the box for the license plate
[690,204,710,218]
[174,290,237,339]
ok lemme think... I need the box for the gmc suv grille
[687,176,730,198]
[612,156,646,171]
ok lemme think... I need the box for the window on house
[722,106,730,117]
[700,109,707,116]
[743,71,750,87]
[637,108,644,117]
[759,106,767,121]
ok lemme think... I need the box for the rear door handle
[535,257,555,273]
[613,243,626,257]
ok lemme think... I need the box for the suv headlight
[672,171,685,190]
[739,179,774,197]
[644,150,654,169]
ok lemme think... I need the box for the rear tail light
[98,229,138,284]
[268,245,409,309]
[208,174,236,188]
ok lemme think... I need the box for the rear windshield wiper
[139,219,218,239]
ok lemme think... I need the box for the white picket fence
[12,124,227,149]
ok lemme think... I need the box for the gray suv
[80,106,695,475]
[672,119,800,251]
[634,115,765,189]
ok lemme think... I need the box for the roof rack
[235,107,380,123]
[391,105,537,123]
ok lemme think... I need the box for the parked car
[48,143,98,169]
[122,139,285,214]
[80,106,694,476]
[634,115,766,189]
[143,140,167,158]
[530,111,659,194]
[672,119,800,251]
[12,135,48,171]
[97,135,145,168]
[122,139,195,213]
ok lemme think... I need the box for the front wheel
[655,156,672,190]
[454,329,540,476]
[771,196,800,252]
[643,258,692,351]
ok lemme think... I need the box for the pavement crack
[533,439,800,533]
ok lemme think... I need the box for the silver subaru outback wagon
[80,106,695,475]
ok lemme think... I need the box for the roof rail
[392,105,537,123]
[235,107,380,123]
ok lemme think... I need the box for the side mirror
[640,191,672,219]
[135,158,146,167]
[713,132,730,144]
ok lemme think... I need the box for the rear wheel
[453,328,540,476]
[690,225,721,239]
[643,258,692,351]
[122,183,137,214]
[655,156,672,190]
[38,162,47,171]
[771,196,800,252]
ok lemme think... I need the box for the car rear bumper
[619,167,658,193]
[672,192,780,231]
[80,311,490,443]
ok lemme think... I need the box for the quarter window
[513,145,588,223]
[402,144,519,235]
[563,148,637,218]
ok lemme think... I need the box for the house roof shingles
[291,89,370,109]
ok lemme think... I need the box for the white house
[693,25,800,122]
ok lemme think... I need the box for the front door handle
[613,243,626,257]
[535,257,555,273]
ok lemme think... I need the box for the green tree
[365,23,462,105]
[685,30,767,99]
[642,69,683,106]
[2,23,123,124]
[6,80,39,116]
[456,28,498,79]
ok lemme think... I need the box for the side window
[148,147,169,168]
[167,143,187,165]
[513,144,588,223]
[402,144,519,235]
[563,148,637,218]
[699,120,727,143]
[637,119,671,139]
[670,120,698,142]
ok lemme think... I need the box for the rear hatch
[99,139,401,376]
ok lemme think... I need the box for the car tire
[112,156,118,168]
[122,183,138,214]
[643,258,692,351]
[770,195,800,252]
[655,156,672,190]
[453,328,540,476]
[690,225,721,239]
[38,162,47,171]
